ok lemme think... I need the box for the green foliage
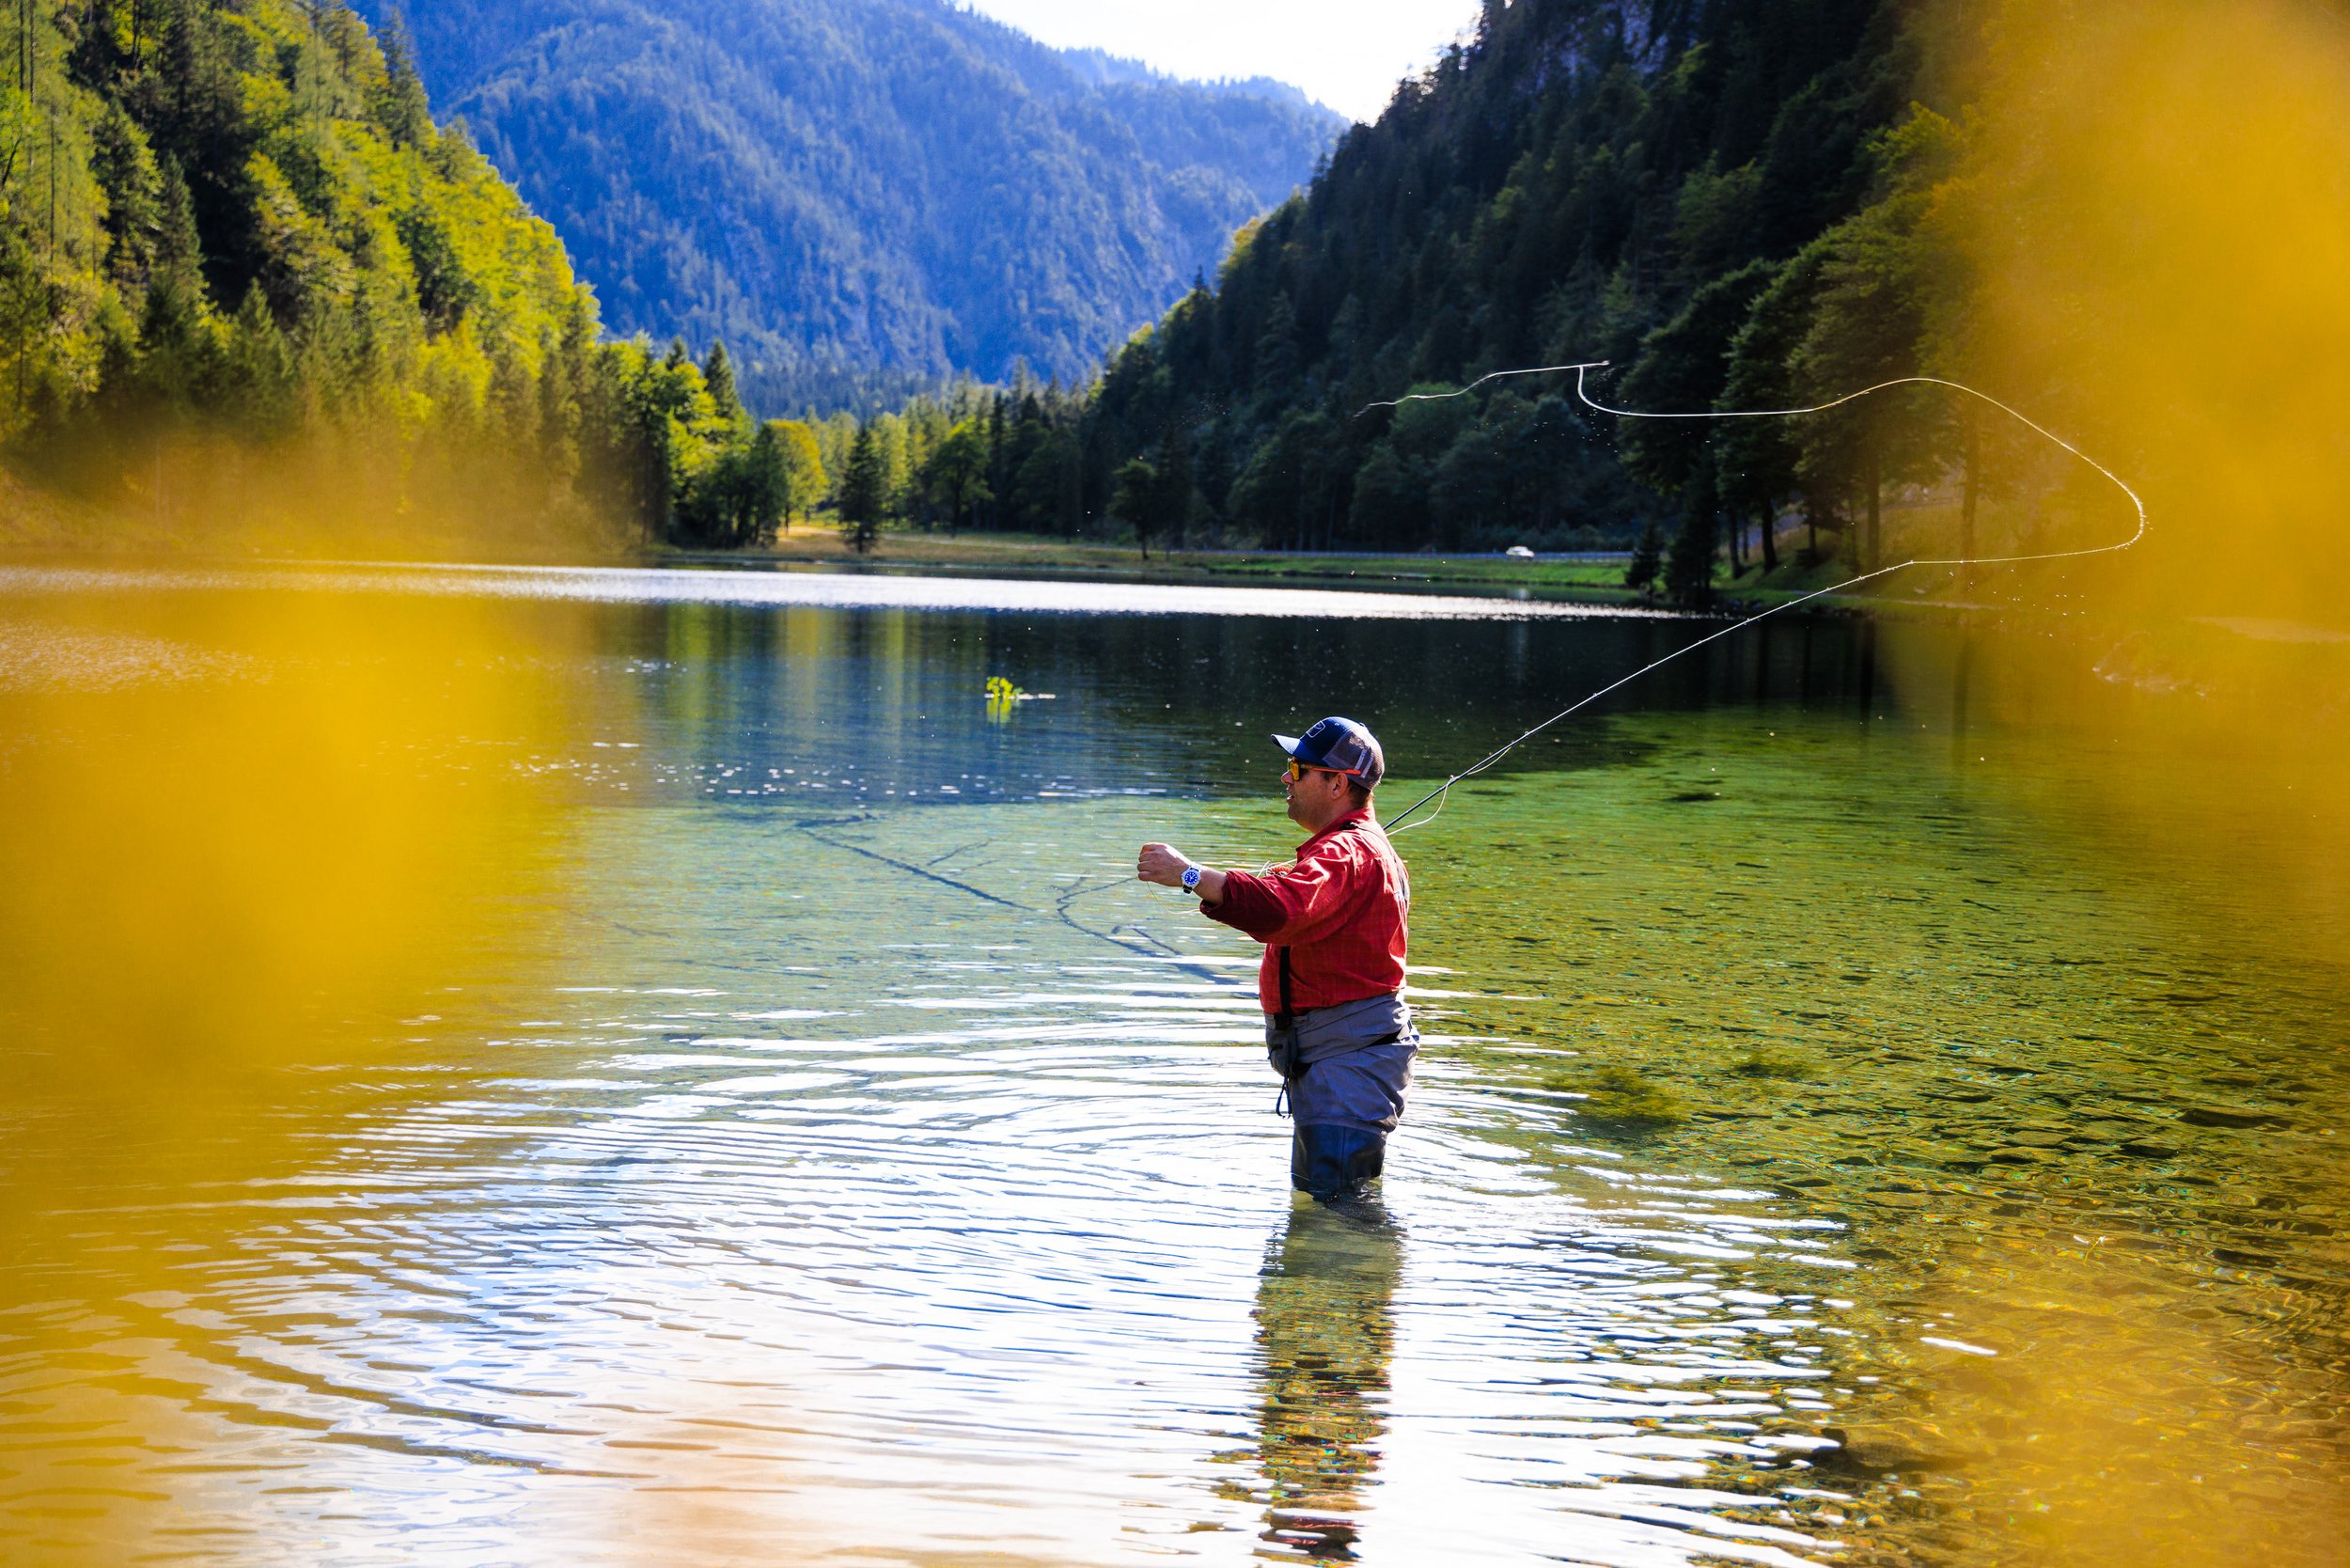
[766,418,822,532]
[700,339,744,432]
[1346,441,1418,546]
[23,0,1980,560]
[1109,457,1158,554]
[1624,515,1663,592]
[677,419,787,549]
[0,0,776,549]
[1617,259,1781,500]
[837,422,888,553]
[1786,107,1968,569]
[916,417,988,534]
[1717,241,1835,558]
[1106,429,1191,557]
[833,0,1958,562]
[1664,451,1723,605]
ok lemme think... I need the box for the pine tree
[838,422,888,554]
[1153,426,1193,552]
[1663,454,1722,606]
[1624,515,1663,594]
[221,282,294,438]
[738,420,787,544]
[371,20,433,149]
[701,339,744,430]
[90,102,162,290]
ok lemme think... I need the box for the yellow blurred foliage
[1950,0,2350,626]
[0,580,584,1102]
[1877,11,2350,1559]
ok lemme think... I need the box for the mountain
[358,0,1346,411]
[1059,0,1939,572]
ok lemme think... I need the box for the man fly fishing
[1136,717,1418,1200]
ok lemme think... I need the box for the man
[1136,716,1417,1200]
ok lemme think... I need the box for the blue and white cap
[1274,716,1386,789]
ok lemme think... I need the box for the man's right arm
[1136,842,1227,904]
[1206,844,1357,944]
[1137,839,1362,941]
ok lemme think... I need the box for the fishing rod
[870,363,2146,964]
[1362,362,2150,835]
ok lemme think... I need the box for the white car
[1504,545,1536,559]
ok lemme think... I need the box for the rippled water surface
[1,562,2343,1566]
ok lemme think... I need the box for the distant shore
[659,524,1638,594]
[651,518,1999,619]
[0,470,2086,624]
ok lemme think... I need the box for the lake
[0,560,2342,1566]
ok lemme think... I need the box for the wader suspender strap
[1270,823,1371,1117]
[1273,946,1297,1118]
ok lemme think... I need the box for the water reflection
[1,563,2345,1566]
[1245,1197,1404,1560]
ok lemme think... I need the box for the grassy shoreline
[649,519,2009,619]
[657,524,1638,592]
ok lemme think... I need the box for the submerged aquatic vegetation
[1548,1063,1688,1131]
[1415,674,2350,1568]
[1730,1045,1820,1080]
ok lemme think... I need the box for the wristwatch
[1181,866,1202,893]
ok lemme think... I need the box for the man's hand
[1136,842,1193,887]
[1138,844,1228,905]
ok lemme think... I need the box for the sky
[961,0,1485,123]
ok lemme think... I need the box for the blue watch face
[1182,867,1200,889]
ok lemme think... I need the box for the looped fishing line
[1360,362,2150,835]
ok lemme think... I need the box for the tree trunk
[1865,445,1883,572]
[1759,505,1779,572]
[1856,618,1879,723]
[1960,407,1980,591]
[1728,506,1746,575]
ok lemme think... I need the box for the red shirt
[1202,808,1411,1014]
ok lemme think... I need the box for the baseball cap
[1273,716,1386,789]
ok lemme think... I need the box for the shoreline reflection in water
[5,565,2345,1566]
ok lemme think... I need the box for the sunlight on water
[1,793,1858,1566]
[2,564,2343,1565]
[0,559,1667,623]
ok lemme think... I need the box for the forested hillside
[854,0,2013,595]
[1100,0,1950,575]
[0,0,818,548]
[360,0,1344,413]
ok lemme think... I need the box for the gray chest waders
[1266,950,1393,1198]
[1266,946,1302,1117]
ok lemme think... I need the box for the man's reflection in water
[1241,1193,1404,1560]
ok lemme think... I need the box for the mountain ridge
[363,0,1344,411]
